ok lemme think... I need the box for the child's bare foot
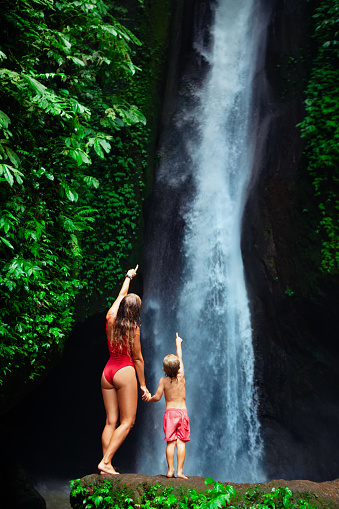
[166,470,175,478]
[177,472,188,479]
[98,461,119,475]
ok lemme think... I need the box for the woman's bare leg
[177,439,188,479]
[166,441,176,478]
[101,373,119,456]
[98,367,137,474]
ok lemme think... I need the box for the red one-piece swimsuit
[103,320,134,385]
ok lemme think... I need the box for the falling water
[138,0,266,482]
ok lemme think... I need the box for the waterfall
[138,0,266,482]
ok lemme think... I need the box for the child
[146,333,190,479]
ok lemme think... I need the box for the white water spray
[138,0,265,482]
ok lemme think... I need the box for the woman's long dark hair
[111,293,141,354]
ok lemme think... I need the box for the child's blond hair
[163,354,180,378]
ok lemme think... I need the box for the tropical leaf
[25,75,47,94]
[0,236,14,249]
[0,110,10,129]
[5,147,21,167]
[69,56,86,67]
[94,138,104,158]
[60,182,79,202]
[83,175,100,188]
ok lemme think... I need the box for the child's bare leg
[166,441,176,478]
[177,439,188,479]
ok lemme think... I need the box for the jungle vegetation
[0,0,153,397]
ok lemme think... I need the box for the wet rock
[70,473,339,508]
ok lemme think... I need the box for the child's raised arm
[176,333,184,376]
[146,378,165,403]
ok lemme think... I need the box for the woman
[98,265,149,475]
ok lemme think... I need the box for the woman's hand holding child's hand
[141,385,151,401]
[141,386,151,402]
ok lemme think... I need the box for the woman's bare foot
[177,472,188,479]
[98,461,119,475]
[166,470,175,478]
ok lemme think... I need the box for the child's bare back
[162,373,186,409]
[154,342,186,409]
[146,334,186,407]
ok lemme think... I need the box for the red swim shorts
[163,408,190,442]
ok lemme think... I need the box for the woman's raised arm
[106,265,138,320]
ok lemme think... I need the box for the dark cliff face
[242,0,339,481]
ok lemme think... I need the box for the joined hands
[141,386,151,401]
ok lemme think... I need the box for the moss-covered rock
[70,473,339,509]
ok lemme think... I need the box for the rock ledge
[72,473,339,507]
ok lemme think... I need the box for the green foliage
[298,0,339,273]
[69,479,237,509]
[70,479,133,509]
[0,0,146,392]
[240,485,329,509]
[201,479,235,509]
[78,0,173,312]
[69,479,325,509]
[79,125,147,312]
[246,487,299,509]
